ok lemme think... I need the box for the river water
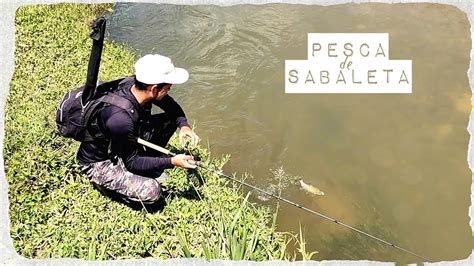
[106,3,473,262]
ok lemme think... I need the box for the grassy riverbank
[5,3,310,260]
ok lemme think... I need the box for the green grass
[5,3,310,260]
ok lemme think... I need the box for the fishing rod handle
[137,138,196,167]
[137,138,177,156]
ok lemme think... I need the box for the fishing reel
[180,137,201,162]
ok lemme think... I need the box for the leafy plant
[297,223,318,261]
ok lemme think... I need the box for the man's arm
[102,107,174,173]
[153,95,200,145]
[152,95,189,128]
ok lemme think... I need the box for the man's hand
[171,154,197,169]
[179,126,200,146]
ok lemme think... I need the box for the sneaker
[155,172,171,184]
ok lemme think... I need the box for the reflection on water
[320,210,400,261]
[107,3,472,262]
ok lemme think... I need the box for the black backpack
[55,17,138,142]
[55,77,139,142]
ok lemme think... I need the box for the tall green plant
[297,223,318,261]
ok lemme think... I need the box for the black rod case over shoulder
[55,17,137,142]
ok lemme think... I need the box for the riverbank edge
[4,3,304,261]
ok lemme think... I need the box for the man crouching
[77,54,199,205]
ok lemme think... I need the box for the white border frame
[0,1,472,265]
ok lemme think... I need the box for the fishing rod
[137,137,432,262]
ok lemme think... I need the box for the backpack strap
[101,94,139,122]
[95,78,126,95]
[81,93,139,142]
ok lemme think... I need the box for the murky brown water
[107,3,473,262]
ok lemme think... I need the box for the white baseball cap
[134,54,189,85]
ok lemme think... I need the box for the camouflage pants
[81,158,164,204]
[81,112,177,204]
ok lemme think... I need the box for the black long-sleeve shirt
[76,77,189,173]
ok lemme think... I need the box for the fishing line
[137,137,432,262]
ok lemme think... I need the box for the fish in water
[299,180,324,196]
